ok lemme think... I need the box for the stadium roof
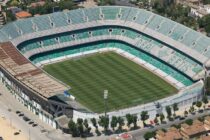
[0,6,209,67]
[0,42,69,98]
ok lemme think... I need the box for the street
[0,82,210,140]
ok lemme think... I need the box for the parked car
[18,113,24,117]
[179,117,185,120]
[16,111,21,114]
[14,132,19,135]
[28,121,34,125]
[41,129,47,133]
[23,116,30,122]
[32,123,38,127]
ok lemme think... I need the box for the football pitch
[43,52,177,113]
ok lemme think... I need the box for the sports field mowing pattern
[43,52,177,113]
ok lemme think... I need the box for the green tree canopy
[141,111,149,127]
[111,116,118,131]
[98,115,109,132]
[165,106,172,118]
[126,113,133,128]
[117,116,125,132]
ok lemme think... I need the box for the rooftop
[181,120,206,136]
[156,127,182,140]
[15,11,32,19]
[199,135,210,140]
[0,42,69,99]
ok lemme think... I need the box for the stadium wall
[0,65,73,128]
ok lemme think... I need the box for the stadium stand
[0,6,208,130]
[16,26,203,83]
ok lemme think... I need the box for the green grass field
[43,52,177,113]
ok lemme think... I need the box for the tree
[196,101,202,110]
[83,119,91,134]
[117,116,125,132]
[68,119,79,137]
[10,0,19,6]
[59,0,77,10]
[189,106,195,114]
[160,113,165,123]
[77,123,84,137]
[77,118,84,137]
[144,131,156,140]
[141,111,149,127]
[185,119,193,125]
[165,106,172,118]
[98,116,109,132]
[184,110,188,117]
[133,115,138,129]
[203,0,210,4]
[172,103,179,115]
[77,118,83,125]
[91,118,98,131]
[198,116,205,122]
[198,15,210,34]
[98,0,115,6]
[28,0,79,16]
[154,117,159,125]
[110,116,118,131]
[83,119,89,130]
[202,96,209,105]
[126,114,133,128]
[5,10,16,22]
[171,124,181,129]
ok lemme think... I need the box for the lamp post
[104,90,108,117]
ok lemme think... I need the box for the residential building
[180,120,207,139]
[156,127,183,140]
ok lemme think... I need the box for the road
[0,83,53,140]
[129,109,210,139]
[0,83,77,140]
[0,82,210,140]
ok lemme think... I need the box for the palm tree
[126,113,133,128]
[98,116,109,133]
[110,116,118,131]
[154,117,159,125]
[77,118,83,125]
[189,106,195,114]
[172,103,179,116]
[91,118,98,131]
[202,96,209,110]
[165,106,172,119]
[68,119,79,137]
[117,116,125,132]
[83,119,91,134]
[133,115,138,129]
[77,118,84,137]
[196,101,202,111]
[160,113,165,123]
[184,110,188,117]
[141,111,149,127]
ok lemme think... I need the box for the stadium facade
[0,6,208,130]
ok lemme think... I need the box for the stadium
[0,6,207,130]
